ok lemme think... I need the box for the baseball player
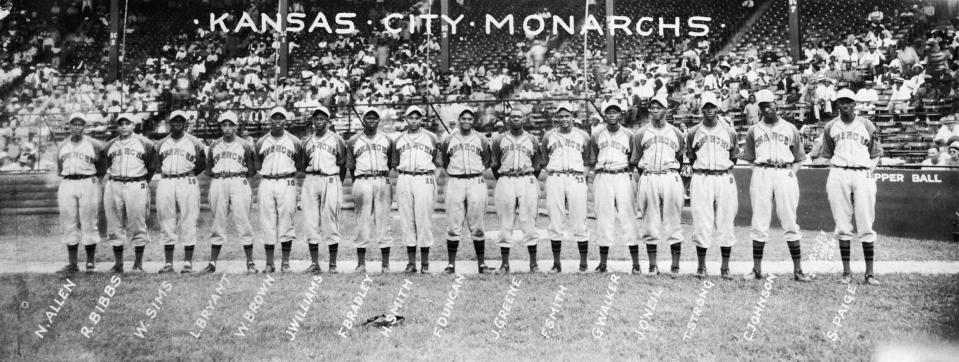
[345,108,395,273]
[821,88,883,285]
[541,103,595,273]
[439,106,494,274]
[155,111,207,274]
[391,105,442,274]
[491,108,543,274]
[255,106,304,273]
[589,101,637,273]
[201,111,259,274]
[685,92,739,279]
[741,89,811,282]
[631,94,686,277]
[301,105,347,274]
[102,113,157,273]
[56,113,106,274]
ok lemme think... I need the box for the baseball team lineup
[54,87,883,285]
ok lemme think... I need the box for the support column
[605,0,616,66]
[788,0,801,61]
[278,0,289,78]
[108,0,119,82]
[440,0,450,73]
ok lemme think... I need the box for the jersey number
[288,179,296,186]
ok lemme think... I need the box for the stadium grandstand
[0,0,957,173]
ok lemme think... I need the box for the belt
[213,172,247,178]
[547,170,584,176]
[756,163,790,169]
[448,173,482,179]
[355,172,389,179]
[261,173,295,179]
[398,170,433,176]
[162,172,194,179]
[306,171,338,176]
[110,176,146,183]
[62,174,96,180]
[500,171,533,177]
[833,166,869,171]
[644,169,678,175]
[595,168,629,174]
[692,169,729,175]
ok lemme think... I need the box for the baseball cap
[701,91,720,108]
[835,88,857,103]
[458,105,477,118]
[218,111,239,124]
[555,102,576,114]
[116,113,138,124]
[169,110,189,122]
[755,89,776,104]
[601,101,623,113]
[362,108,381,119]
[68,112,87,125]
[404,105,426,117]
[311,105,331,118]
[949,141,959,152]
[269,106,290,119]
[650,94,669,108]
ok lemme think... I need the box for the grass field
[1,273,958,361]
[2,209,957,266]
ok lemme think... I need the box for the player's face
[270,114,287,131]
[363,114,380,130]
[837,100,856,117]
[701,104,717,122]
[117,119,134,136]
[220,122,237,138]
[556,109,573,129]
[759,102,778,120]
[508,111,525,131]
[311,113,329,130]
[950,148,959,160]
[170,118,187,133]
[68,120,84,137]
[649,102,666,122]
[604,109,622,126]
[406,112,423,131]
[458,113,475,131]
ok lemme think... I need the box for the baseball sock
[264,245,275,266]
[85,245,96,264]
[839,239,851,274]
[447,240,459,265]
[696,246,707,271]
[113,246,123,266]
[647,244,657,267]
[670,243,682,270]
[280,241,292,264]
[357,248,366,266]
[329,244,338,267]
[184,246,194,264]
[720,246,731,271]
[134,246,144,267]
[628,245,639,269]
[787,240,802,272]
[599,246,609,266]
[210,245,222,264]
[863,243,875,276]
[527,245,537,267]
[500,247,510,267]
[406,246,417,265]
[473,240,486,266]
[420,247,429,268]
[308,244,319,265]
[164,245,174,265]
[67,245,79,266]
[381,247,391,268]
[551,240,561,266]
[577,241,588,269]
[242,245,253,263]
[752,241,764,273]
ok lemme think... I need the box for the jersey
[490,131,542,173]
[820,116,883,168]
[103,134,157,178]
[439,131,491,175]
[57,136,105,176]
[156,133,206,175]
[741,119,806,165]
[589,127,634,171]
[303,131,347,175]
[391,130,441,172]
[631,123,685,171]
[255,131,303,176]
[206,137,259,177]
[541,128,595,172]
[345,132,394,175]
[686,122,740,170]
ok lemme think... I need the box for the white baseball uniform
[57,136,105,246]
[391,130,442,247]
[155,133,206,247]
[631,123,686,245]
[206,137,258,246]
[821,116,882,243]
[686,122,740,248]
[301,130,347,246]
[491,130,543,249]
[741,119,807,242]
[541,128,595,243]
[255,131,303,245]
[439,131,491,241]
[589,126,638,247]
[346,132,395,249]
[103,134,157,247]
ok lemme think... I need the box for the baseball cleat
[793,271,812,282]
[131,265,144,273]
[594,264,607,273]
[200,264,216,274]
[328,265,338,273]
[443,265,456,274]
[839,273,852,284]
[57,264,79,275]
[695,268,707,279]
[246,262,259,274]
[669,266,680,278]
[630,266,642,275]
[354,264,367,274]
[578,265,588,274]
[549,264,562,274]
[110,264,124,274]
[263,264,276,273]
[181,263,193,274]
[477,264,494,274]
[420,263,429,274]
[280,263,291,273]
[720,268,732,280]
[158,264,175,274]
[648,265,661,275]
[864,275,881,285]
[85,262,96,274]
[404,264,418,274]
[529,264,540,273]
[745,268,764,280]
[494,265,511,275]
[305,264,321,274]
[381,265,391,274]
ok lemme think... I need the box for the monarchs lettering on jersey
[354,143,388,157]
[832,131,870,146]
[598,140,629,154]
[160,147,197,163]
[641,135,680,150]
[502,143,534,157]
[263,144,296,159]
[62,151,96,165]
[754,132,792,147]
[307,142,338,157]
[548,137,585,153]
[398,141,435,154]
[213,151,245,164]
[449,142,482,155]
[109,147,144,159]
[693,134,731,151]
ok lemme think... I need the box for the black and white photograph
[1,0,958,360]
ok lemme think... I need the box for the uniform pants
[258,178,297,245]
[209,177,254,246]
[494,175,539,248]
[593,173,637,247]
[104,179,150,247]
[58,177,100,246]
[750,167,802,242]
[157,177,200,246]
[301,174,343,246]
[397,174,436,247]
[545,173,588,242]
[690,173,738,248]
[353,177,393,249]
[637,172,685,245]
[445,175,488,241]
[826,168,877,243]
